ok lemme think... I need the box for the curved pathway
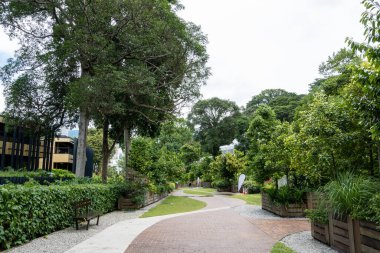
[125,191,310,253]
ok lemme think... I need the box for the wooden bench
[73,199,101,230]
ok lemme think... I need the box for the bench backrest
[74,199,91,216]
[74,199,91,209]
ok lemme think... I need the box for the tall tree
[188,97,240,156]
[246,89,303,122]
[347,0,380,175]
[246,105,279,184]
[0,0,209,178]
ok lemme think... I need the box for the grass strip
[183,187,216,196]
[140,196,206,218]
[231,193,262,205]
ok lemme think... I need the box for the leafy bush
[367,194,380,225]
[264,186,306,205]
[0,182,125,250]
[0,169,75,183]
[51,169,76,179]
[305,208,329,224]
[168,182,176,191]
[243,180,261,193]
[322,172,379,219]
[212,179,231,191]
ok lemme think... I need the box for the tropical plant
[321,172,379,219]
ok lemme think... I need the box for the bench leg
[76,220,79,230]
[86,220,90,230]
[96,216,99,225]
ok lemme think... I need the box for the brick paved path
[125,193,310,253]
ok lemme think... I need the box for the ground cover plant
[231,193,262,205]
[140,196,206,218]
[271,242,296,253]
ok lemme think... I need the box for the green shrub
[264,186,306,205]
[0,169,75,183]
[367,194,380,225]
[0,183,125,250]
[243,180,261,193]
[168,182,176,191]
[212,179,231,190]
[322,172,379,219]
[51,169,76,179]
[305,208,329,224]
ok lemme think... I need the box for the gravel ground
[233,204,308,220]
[235,205,338,252]
[281,231,338,253]
[5,200,164,253]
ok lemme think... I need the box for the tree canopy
[188,97,241,156]
[245,89,303,122]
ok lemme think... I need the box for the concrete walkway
[64,190,310,253]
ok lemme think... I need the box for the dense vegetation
[0,182,128,250]
[2,1,380,249]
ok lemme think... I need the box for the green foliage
[140,196,206,218]
[347,1,380,142]
[0,169,75,181]
[367,194,380,225]
[212,179,231,190]
[188,97,241,156]
[264,186,306,205]
[246,105,280,184]
[186,155,213,182]
[246,89,304,122]
[305,207,329,225]
[128,135,185,186]
[87,128,116,174]
[158,119,193,152]
[310,48,361,96]
[290,92,370,186]
[271,242,296,253]
[0,182,125,250]
[210,151,247,190]
[242,180,261,194]
[321,172,379,219]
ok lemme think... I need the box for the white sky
[0,0,365,112]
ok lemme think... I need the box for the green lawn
[140,196,206,218]
[231,193,262,205]
[271,242,296,253]
[183,187,216,196]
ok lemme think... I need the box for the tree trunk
[102,118,109,184]
[76,109,89,177]
[124,125,131,177]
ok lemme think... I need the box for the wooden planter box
[261,192,307,217]
[329,214,356,253]
[311,222,330,245]
[353,220,380,253]
[324,215,380,253]
[307,192,319,210]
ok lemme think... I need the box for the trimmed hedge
[0,169,76,179]
[0,183,126,250]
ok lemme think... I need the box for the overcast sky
[0,0,365,112]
